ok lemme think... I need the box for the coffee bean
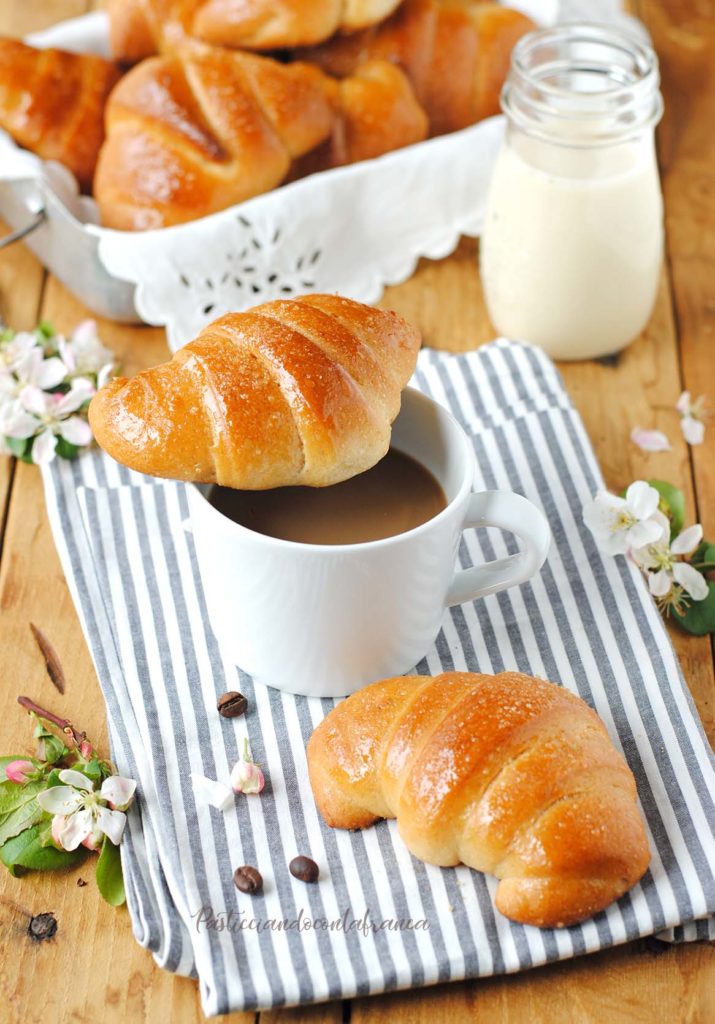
[217,691,248,718]
[289,855,319,883]
[234,865,263,894]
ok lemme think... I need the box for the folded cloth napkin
[42,340,715,1016]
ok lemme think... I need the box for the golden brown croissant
[291,59,428,177]
[307,672,651,928]
[89,295,421,489]
[107,0,405,58]
[0,37,121,192]
[304,0,535,135]
[94,46,336,229]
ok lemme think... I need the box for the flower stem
[17,696,86,749]
[691,561,715,571]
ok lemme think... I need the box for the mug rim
[189,388,476,554]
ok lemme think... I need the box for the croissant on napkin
[108,0,406,58]
[0,37,121,191]
[89,295,421,489]
[307,672,651,927]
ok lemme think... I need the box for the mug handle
[446,491,550,608]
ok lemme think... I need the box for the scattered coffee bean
[217,691,248,718]
[234,865,263,894]
[28,913,58,942]
[289,855,319,883]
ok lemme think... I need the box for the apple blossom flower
[582,481,663,555]
[0,331,38,375]
[58,320,115,385]
[191,772,234,811]
[4,759,36,783]
[630,427,672,453]
[231,738,265,795]
[37,768,136,851]
[631,511,708,610]
[676,392,707,446]
[8,379,95,465]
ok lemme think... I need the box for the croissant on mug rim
[307,671,651,928]
[88,294,422,490]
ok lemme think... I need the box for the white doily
[0,2,639,350]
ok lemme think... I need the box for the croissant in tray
[107,0,406,58]
[88,295,422,489]
[94,46,427,230]
[305,0,536,135]
[0,37,121,191]
[307,672,651,928]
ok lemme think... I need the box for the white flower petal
[3,409,40,439]
[675,391,691,416]
[55,378,95,415]
[648,569,673,597]
[628,517,664,549]
[97,363,115,389]
[671,524,703,556]
[19,385,49,417]
[58,768,95,791]
[96,806,127,845]
[626,481,660,520]
[672,562,709,601]
[59,808,93,851]
[59,415,92,446]
[37,785,84,815]
[191,772,234,811]
[35,357,68,390]
[31,429,58,465]
[681,416,705,446]
[100,775,136,809]
[630,427,672,452]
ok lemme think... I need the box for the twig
[16,696,85,749]
[29,623,66,695]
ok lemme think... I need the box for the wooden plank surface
[0,1,713,1022]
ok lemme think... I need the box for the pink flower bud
[5,759,35,783]
[230,738,265,795]
[79,740,93,759]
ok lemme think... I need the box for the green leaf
[691,541,715,574]
[3,436,33,462]
[0,797,43,845]
[648,480,685,539]
[80,758,103,783]
[33,723,68,765]
[673,581,715,636]
[0,823,88,874]
[95,838,125,906]
[54,437,81,461]
[0,779,44,817]
[36,321,56,340]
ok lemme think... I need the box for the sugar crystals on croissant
[89,294,421,489]
[307,671,651,928]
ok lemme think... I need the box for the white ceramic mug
[188,388,550,697]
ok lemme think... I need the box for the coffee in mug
[207,448,447,546]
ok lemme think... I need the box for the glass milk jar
[480,24,664,360]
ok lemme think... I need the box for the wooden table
[0,1,713,1021]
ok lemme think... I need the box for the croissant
[107,0,405,59]
[88,295,421,489]
[307,672,651,927]
[304,0,535,136]
[94,46,336,229]
[0,37,121,192]
[291,59,428,178]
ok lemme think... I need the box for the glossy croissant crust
[307,672,651,928]
[88,294,421,489]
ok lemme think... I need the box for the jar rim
[502,22,663,147]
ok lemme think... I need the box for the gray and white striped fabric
[42,340,715,1016]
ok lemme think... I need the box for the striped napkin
[42,340,715,1016]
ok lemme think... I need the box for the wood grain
[0,1,712,1022]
